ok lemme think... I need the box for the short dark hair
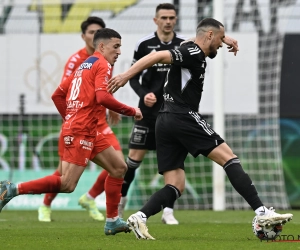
[197,18,224,31]
[93,28,122,48]
[81,16,106,34]
[156,3,176,14]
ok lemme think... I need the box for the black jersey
[129,32,185,120]
[160,41,207,114]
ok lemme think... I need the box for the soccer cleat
[78,194,105,221]
[118,196,127,218]
[161,211,179,225]
[0,180,17,212]
[127,214,155,240]
[256,207,293,227]
[104,217,131,235]
[38,205,51,222]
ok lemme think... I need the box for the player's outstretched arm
[107,50,172,93]
[96,90,143,120]
[223,35,239,56]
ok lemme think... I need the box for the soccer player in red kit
[0,28,142,236]
[38,17,124,223]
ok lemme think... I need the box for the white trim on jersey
[134,32,155,52]
[189,111,214,135]
[181,68,191,91]
[187,46,201,55]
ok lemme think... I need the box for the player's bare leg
[208,143,293,227]
[92,147,130,235]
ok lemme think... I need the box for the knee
[60,180,77,193]
[166,183,185,195]
[109,161,127,178]
[178,186,185,194]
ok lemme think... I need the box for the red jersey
[59,51,112,136]
[61,47,107,127]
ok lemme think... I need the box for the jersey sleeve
[169,45,202,68]
[59,72,73,94]
[52,74,73,119]
[129,42,149,98]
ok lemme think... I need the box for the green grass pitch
[1,209,299,250]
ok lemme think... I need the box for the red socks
[41,170,61,206]
[105,175,123,218]
[18,175,61,195]
[88,170,108,198]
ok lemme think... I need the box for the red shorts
[99,125,122,151]
[62,132,110,167]
[89,131,112,160]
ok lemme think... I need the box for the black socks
[224,158,263,210]
[140,184,181,218]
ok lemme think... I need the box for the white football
[252,216,283,240]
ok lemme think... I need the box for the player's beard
[208,44,217,59]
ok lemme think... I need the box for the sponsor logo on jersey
[133,127,146,134]
[163,93,174,102]
[64,136,74,145]
[188,46,201,55]
[80,139,93,150]
[67,100,84,109]
[78,62,93,70]
[199,74,205,79]
[152,62,170,72]
[78,56,99,70]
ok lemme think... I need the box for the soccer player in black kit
[118,3,185,225]
[108,18,293,240]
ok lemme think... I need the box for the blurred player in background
[118,3,185,225]
[0,28,142,236]
[108,18,293,240]
[38,16,124,223]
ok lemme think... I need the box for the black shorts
[156,112,224,174]
[128,119,156,150]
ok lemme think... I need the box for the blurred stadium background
[0,0,299,211]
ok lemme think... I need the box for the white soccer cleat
[256,207,293,227]
[118,196,127,218]
[127,214,155,240]
[161,211,179,225]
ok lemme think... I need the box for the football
[252,216,283,240]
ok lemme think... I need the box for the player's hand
[134,108,143,120]
[144,92,157,107]
[108,110,121,126]
[223,35,239,56]
[107,74,127,93]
